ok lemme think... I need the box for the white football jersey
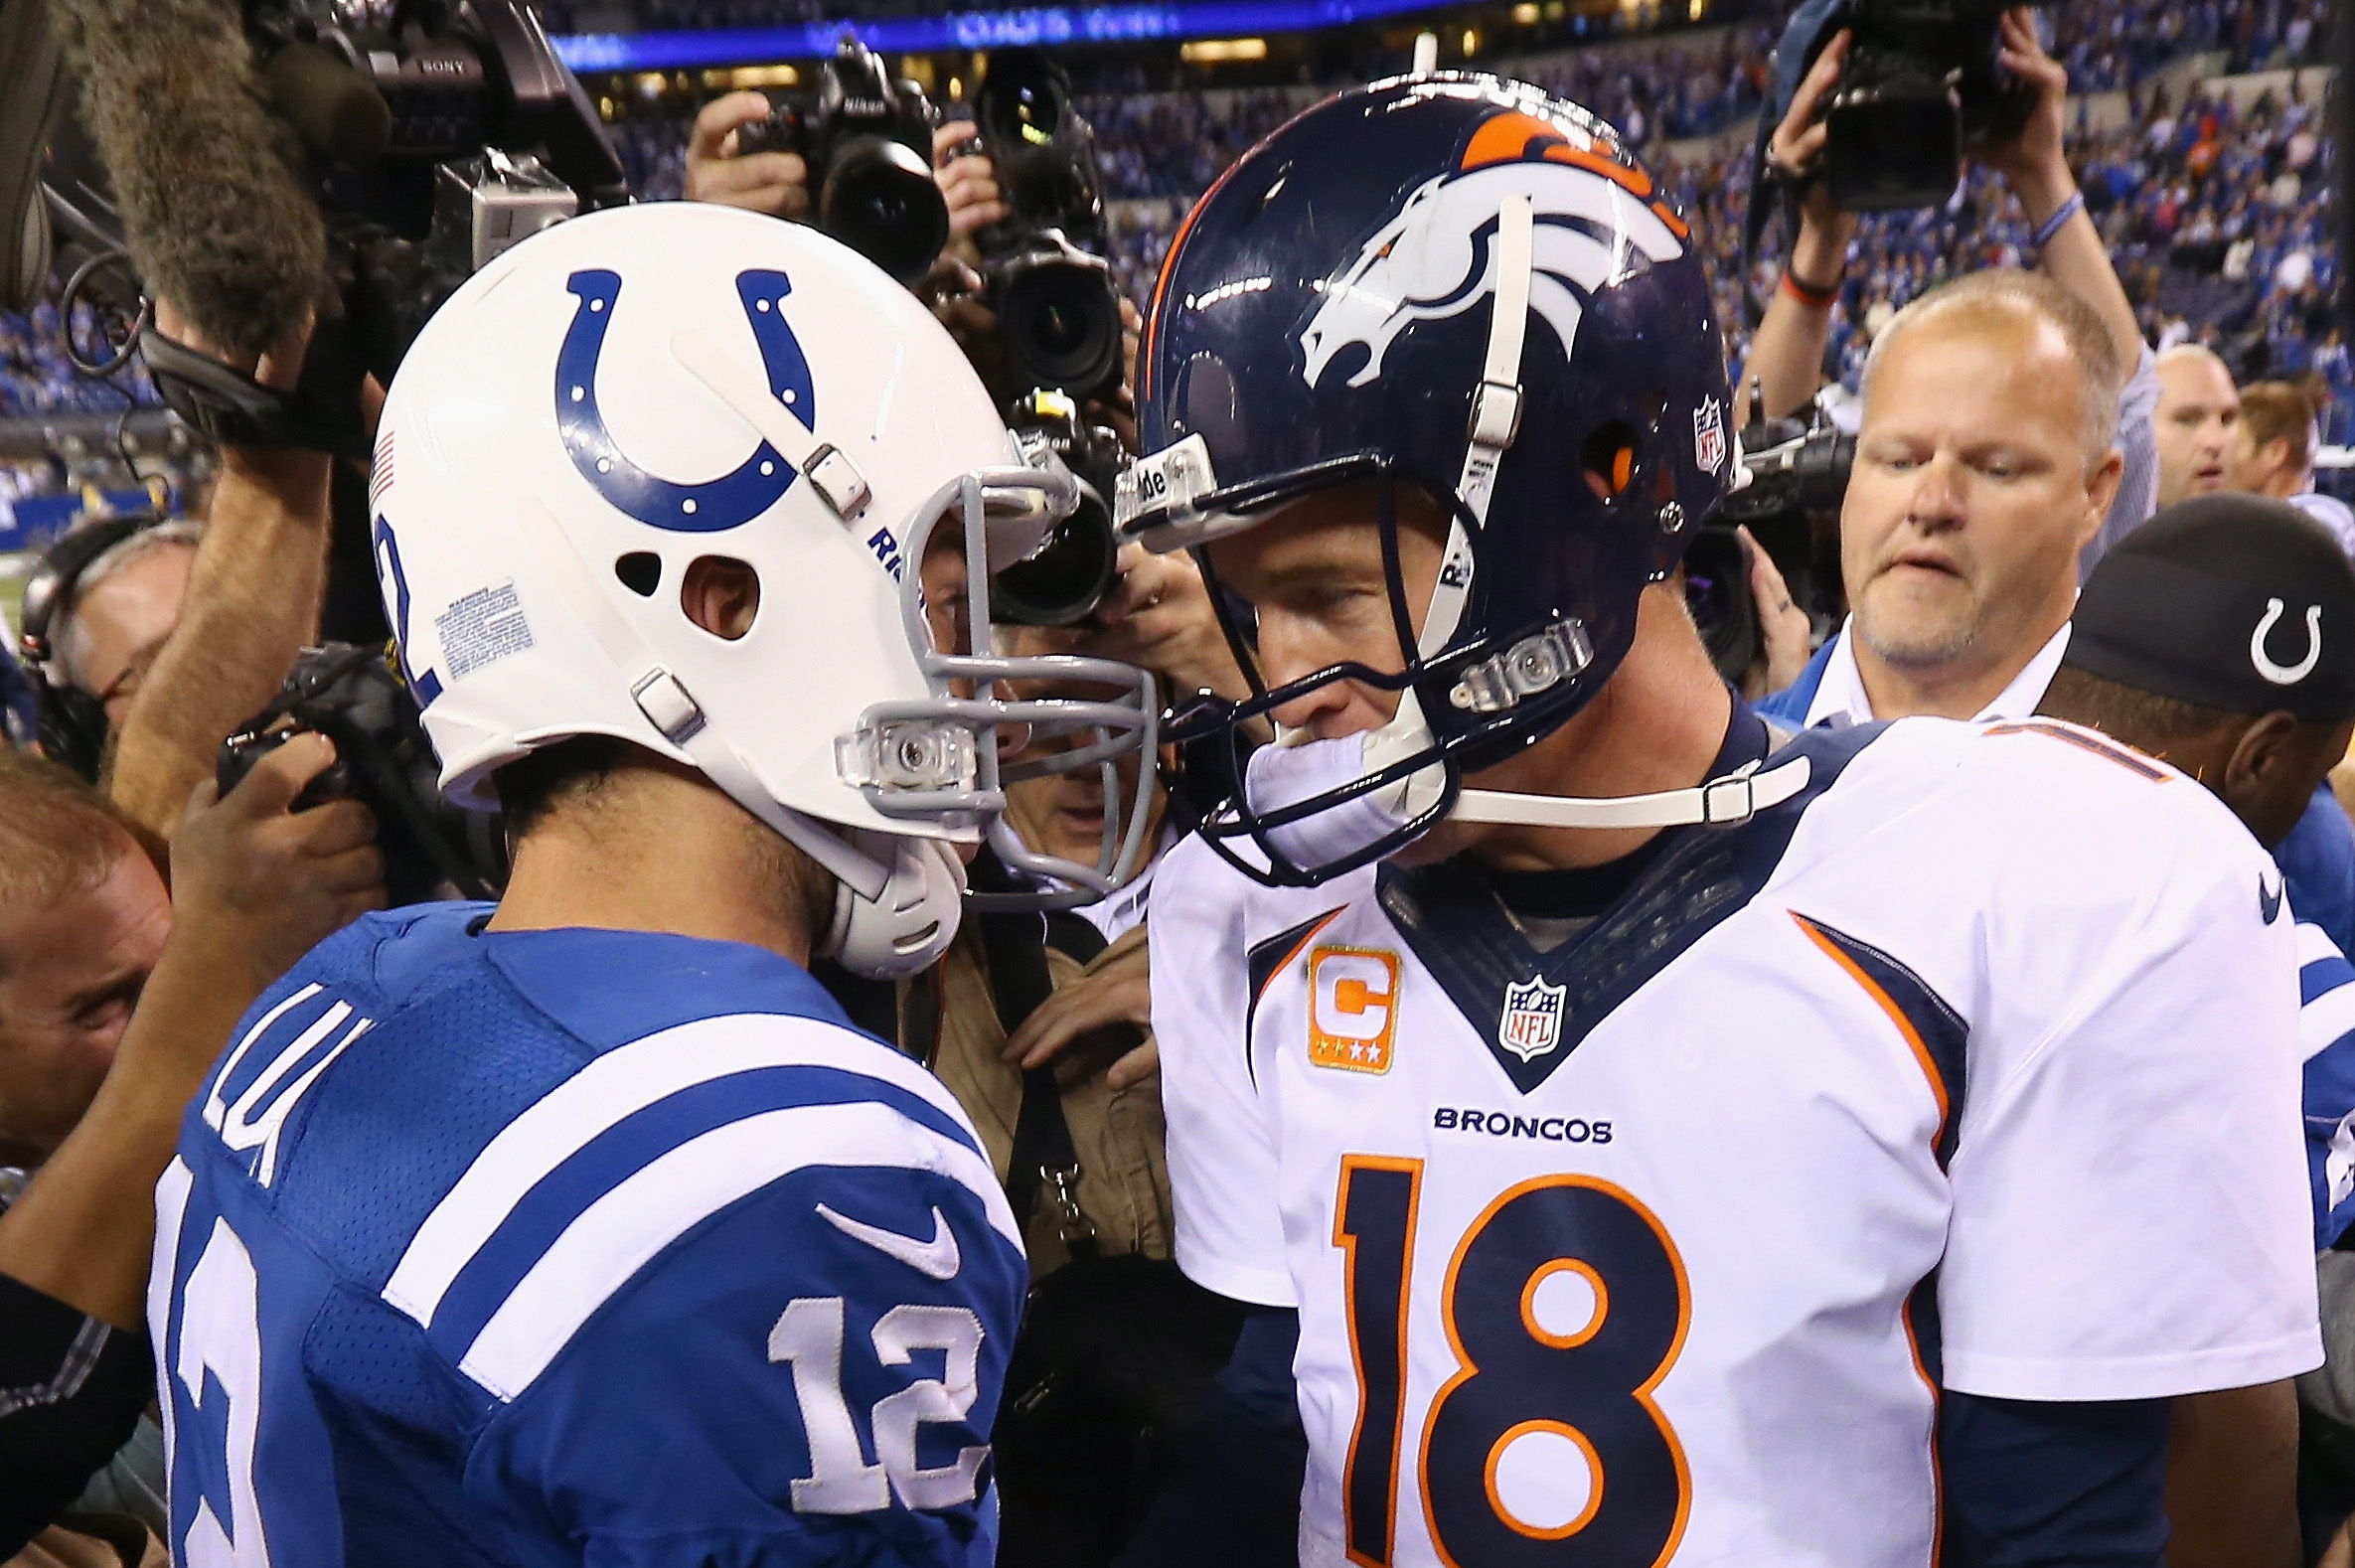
[1151,714,2321,1568]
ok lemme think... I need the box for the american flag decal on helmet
[371,432,394,510]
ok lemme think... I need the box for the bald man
[2155,345,2243,509]
[1761,267,2123,728]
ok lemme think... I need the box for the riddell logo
[1308,947,1401,1073]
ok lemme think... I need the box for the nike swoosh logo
[815,1203,962,1281]
[2261,873,2285,925]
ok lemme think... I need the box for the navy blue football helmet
[1116,75,1737,886]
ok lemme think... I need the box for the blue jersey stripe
[384,1011,992,1332]
[455,1100,1020,1400]
[422,1063,982,1361]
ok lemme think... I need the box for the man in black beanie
[2037,493,2355,1568]
[2042,493,2355,857]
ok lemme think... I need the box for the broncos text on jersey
[150,904,1025,1568]
[1151,712,2320,1568]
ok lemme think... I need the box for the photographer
[0,734,382,1558]
[21,517,202,780]
[0,755,168,1173]
[1740,9,2157,573]
[103,304,336,847]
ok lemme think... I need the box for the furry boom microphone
[49,0,324,361]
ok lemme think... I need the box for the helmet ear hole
[614,552,662,597]
[1580,420,1642,501]
[681,555,761,641]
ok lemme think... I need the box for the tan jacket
[904,921,1174,1278]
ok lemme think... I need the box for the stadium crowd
[15,0,2355,1566]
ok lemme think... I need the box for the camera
[1788,0,2046,212]
[22,0,624,407]
[983,232,1125,405]
[1681,528,1761,687]
[995,389,1123,626]
[966,51,1124,404]
[737,37,946,286]
[1721,409,1855,525]
[1685,404,1855,683]
[218,642,508,906]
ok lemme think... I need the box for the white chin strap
[510,498,962,980]
[1268,699,1813,846]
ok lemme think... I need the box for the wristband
[1780,267,1841,309]
[2031,190,2086,251]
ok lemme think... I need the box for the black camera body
[738,38,946,286]
[1721,412,1856,525]
[996,389,1124,627]
[1813,0,2043,211]
[1687,409,1856,682]
[218,642,508,907]
[968,51,1124,405]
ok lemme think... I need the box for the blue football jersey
[150,904,1026,1568]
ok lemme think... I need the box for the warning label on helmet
[435,581,536,681]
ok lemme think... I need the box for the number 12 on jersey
[1334,1158,1693,1568]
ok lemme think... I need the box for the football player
[149,203,1157,1567]
[1115,78,2320,1564]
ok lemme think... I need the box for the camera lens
[1680,528,1759,685]
[992,484,1118,626]
[983,57,1064,147]
[1000,257,1123,398]
[821,137,951,285]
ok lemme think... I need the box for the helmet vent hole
[682,555,761,642]
[1580,421,1641,501]
[614,552,662,597]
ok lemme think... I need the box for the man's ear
[681,555,760,641]
[2081,446,2125,549]
[2222,708,2303,800]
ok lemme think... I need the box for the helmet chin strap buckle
[1466,378,1523,451]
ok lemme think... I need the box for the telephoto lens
[989,234,1125,402]
[1679,528,1761,686]
[995,390,1122,625]
[820,135,950,284]
[975,50,1105,241]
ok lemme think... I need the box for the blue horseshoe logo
[556,267,817,532]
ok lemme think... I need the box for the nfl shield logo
[1497,977,1568,1063]
[1693,396,1727,475]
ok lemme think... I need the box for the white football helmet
[372,202,1156,977]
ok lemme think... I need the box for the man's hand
[685,91,811,219]
[1976,8,2074,221]
[1084,544,1249,704]
[934,121,1006,264]
[1741,526,1814,701]
[1769,30,1862,278]
[150,296,323,492]
[168,731,384,997]
[1003,923,1158,1089]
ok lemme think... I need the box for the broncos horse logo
[1299,112,1689,390]
[556,267,818,532]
